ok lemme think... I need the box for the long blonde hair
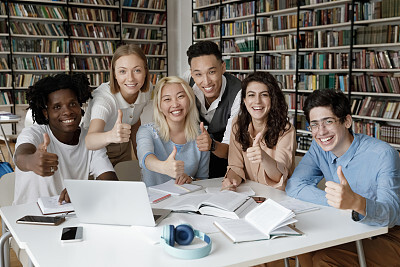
[153,76,199,142]
[109,44,150,94]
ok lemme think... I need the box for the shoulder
[138,123,160,136]
[356,133,397,157]
[16,125,48,148]
[224,73,242,91]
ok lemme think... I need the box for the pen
[220,184,236,191]
[175,183,191,192]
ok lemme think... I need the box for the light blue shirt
[286,133,400,227]
[137,123,210,187]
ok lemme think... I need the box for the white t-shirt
[13,125,114,205]
[82,82,151,131]
[182,70,241,144]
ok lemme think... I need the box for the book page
[205,185,255,196]
[164,193,211,211]
[37,195,74,215]
[200,191,248,211]
[148,179,203,195]
[246,199,295,235]
[214,219,268,243]
[278,198,320,214]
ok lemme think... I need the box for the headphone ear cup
[163,225,175,246]
[175,224,194,245]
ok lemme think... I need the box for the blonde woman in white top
[83,44,151,165]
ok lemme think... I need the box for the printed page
[200,190,248,211]
[149,179,203,195]
[214,219,268,243]
[37,195,74,215]
[164,194,211,211]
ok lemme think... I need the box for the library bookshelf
[0,0,168,135]
[192,0,400,153]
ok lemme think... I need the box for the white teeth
[63,119,74,123]
[204,87,213,92]
[321,137,332,142]
[253,107,262,110]
[171,111,181,115]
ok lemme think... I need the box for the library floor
[0,141,296,267]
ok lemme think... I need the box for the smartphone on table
[61,227,83,243]
[16,215,65,226]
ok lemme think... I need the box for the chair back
[0,172,15,207]
[114,160,142,181]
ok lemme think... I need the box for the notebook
[64,180,171,226]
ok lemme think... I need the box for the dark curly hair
[235,72,290,151]
[27,73,92,125]
[186,41,223,66]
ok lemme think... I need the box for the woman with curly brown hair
[221,72,296,191]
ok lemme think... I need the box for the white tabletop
[0,178,388,267]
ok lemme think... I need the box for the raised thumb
[40,133,50,151]
[117,109,123,124]
[253,132,262,147]
[337,166,347,185]
[169,146,177,160]
[200,122,207,133]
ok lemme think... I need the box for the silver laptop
[64,180,171,226]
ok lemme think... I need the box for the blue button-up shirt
[286,133,400,227]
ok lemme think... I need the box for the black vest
[190,73,242,178]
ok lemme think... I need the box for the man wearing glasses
[286,89,400,266]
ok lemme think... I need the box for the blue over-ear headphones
[161,224,212,259]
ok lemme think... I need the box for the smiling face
[244,82,271,123]
[43,89,81,142]
[190,55,226,104]
[160,83,190,126]
[114,54,146,104]
[309,106,353,157]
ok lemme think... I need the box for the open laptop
[64,180,171,226]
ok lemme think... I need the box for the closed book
[37,195,74,215]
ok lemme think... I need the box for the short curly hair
[27,73,92,125]
[186,41,223,66]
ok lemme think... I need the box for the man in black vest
[185,41,242,178]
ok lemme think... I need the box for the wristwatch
[209,139,216,152]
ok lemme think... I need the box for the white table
[0,179,388,267]
[0,118,20,162]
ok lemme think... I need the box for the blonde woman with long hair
[137,76,210,187]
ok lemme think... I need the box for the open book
[164,190,258,219]
[37,195,74,215]
[148,179,203,195]
[214,199,302,243]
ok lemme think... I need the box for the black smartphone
[16,215,65,226]
[61,227,83,243]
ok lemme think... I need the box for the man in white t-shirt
[14,74,117,205]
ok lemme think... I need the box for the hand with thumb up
[30,133,59,177]
[110,110,131,144]
[163,146,185,179]
[246,132,263,164]
[196,122,212,152]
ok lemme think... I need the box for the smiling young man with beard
[286,89,400,266]
[184,41,242,178]
[13,74,117,206]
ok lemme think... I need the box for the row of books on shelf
[70,0,114,5]
[194,0,219,9]
[71,57,110,71]
[0,91,28,105]
[70,40,115,55]
[258,34,296,51]
[10,22,66,36]
[354,0,400,20]
[0,20,7,34]
[193,8,219,24]
[298,73,342,91]
[352,97,400,120]
[258,15,297,32]
[14,74,47,88]
[0,58,9,70]
[0,74,11,87]
[259,54,295,70]
[147,58,165,70]
[68,7,117,22]
[286,93,305,110]
[194,24,220,39]
[0,91,12,105]
[301,30,351,49]
[12,39,68,54]
[13,56,68,71]
[122,12,166,26]
[353,50,400,70]
[299,6,348,28]
[70,24,117,39]
[298,52,349,70]
[222,1,255,19]
[351,73,400,94]
[8,3,67,19]
[140,43,166,56]
[122,0,165,9]
[224,56,254,71]
[356,25,400,45]
[297,135,312,151]
[222,20,255,36]
[122,28,164,40]
[353,121,400,145]
[87,72,110,87]
[223,38,256,53]
[231,73,249,81]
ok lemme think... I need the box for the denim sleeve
[286,141,328,206]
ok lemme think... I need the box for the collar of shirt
[114,89,149,109]
[193,75,227,113]
[328,132,358,168]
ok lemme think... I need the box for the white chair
[114,160,142,181]
[0,172,30,267]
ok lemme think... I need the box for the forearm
[212,141,229,159]
[97,171,119,181]
[85,131,113,150]
[260,151,283,183]
[352,194,366,216]
[144,154,169,175]
[15,145,36,172]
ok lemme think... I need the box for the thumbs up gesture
[31,133,59,177]
[196,122,213,152]
[325,166,361,211]
[110,110,131,143]
[246,132,263,164]
[163,146,185,179]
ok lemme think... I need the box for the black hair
[303,89,351,124]
[186,41,223,66]
[235,72,290,150]
[27,73,92,125]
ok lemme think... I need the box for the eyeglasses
[307,118,339,132]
